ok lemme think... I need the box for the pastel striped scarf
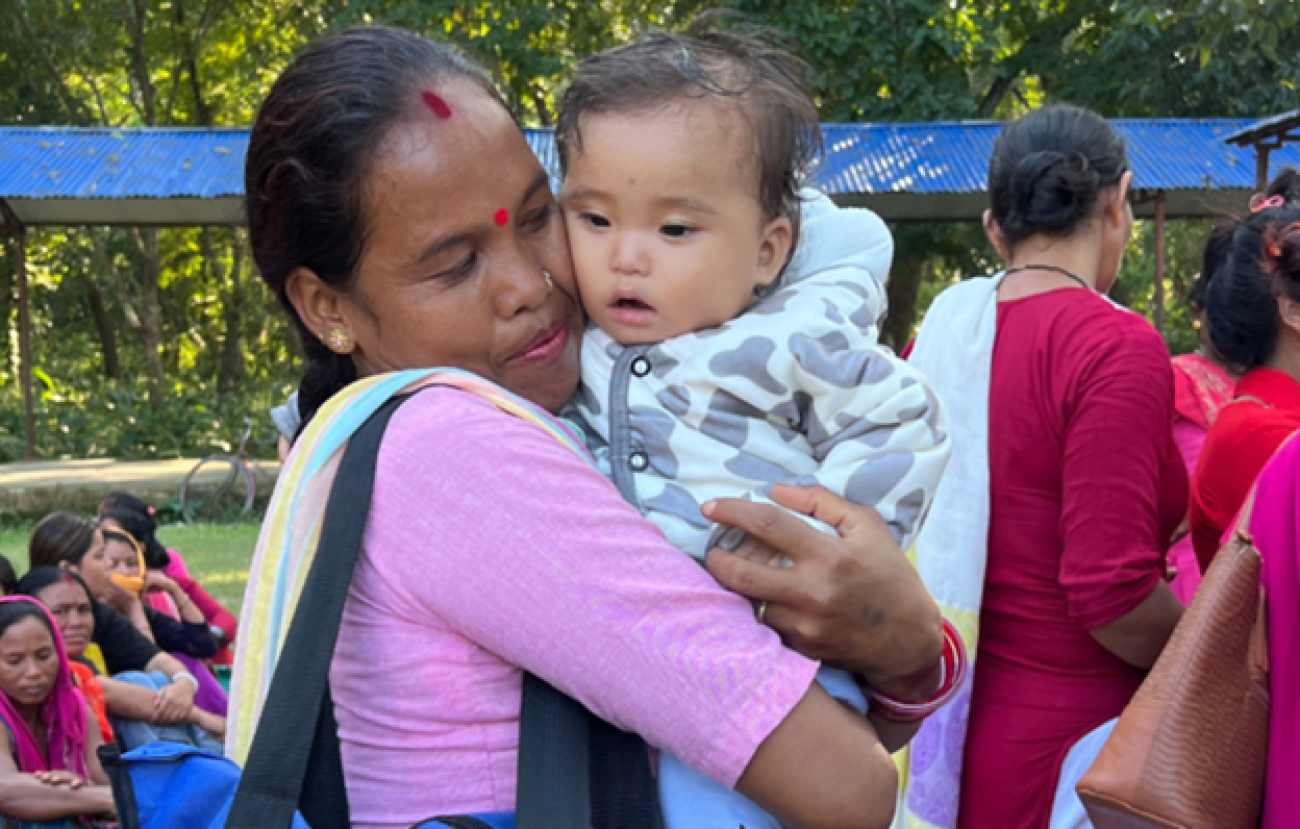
[226,368,592,764]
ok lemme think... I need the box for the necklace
[1003,264,1090,289]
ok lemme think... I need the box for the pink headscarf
[0,596,88,777]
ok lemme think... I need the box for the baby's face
[560,100,791,344]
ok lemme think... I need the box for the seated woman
[27,513,200,725]
[1191,173,1300,567]
[100,528,219,660]
[97,494,238,665]
[98,527,228,716]
[0,596,114,827]
[17,568,224,753]
[232,26,948,829]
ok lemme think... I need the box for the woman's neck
[1000,231,1104,300]
[1266,337,1300,386]
[13,701,41,734]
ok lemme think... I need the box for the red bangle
[863,619,968,724]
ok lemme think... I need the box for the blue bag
[100,395,658,829]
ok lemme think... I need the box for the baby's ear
[755,215,794,287]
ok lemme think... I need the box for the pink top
[329,389,819,829]
[1250,435,1300,829]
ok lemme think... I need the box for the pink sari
[1169,353,1235,603]
[1248,434,1300,828]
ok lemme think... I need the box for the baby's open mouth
[613,297,655,311]
[608,294,658,326]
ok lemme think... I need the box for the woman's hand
[33,771,88,789]
[142,571,179,596]
[152,677,196,724]
[704,484,944,702]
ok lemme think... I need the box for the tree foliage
[1,0,1297,458]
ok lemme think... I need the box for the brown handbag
[1076,502,1270,829]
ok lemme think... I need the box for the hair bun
[987,105,1128,246]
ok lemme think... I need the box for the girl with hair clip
[1190,168,1300,570]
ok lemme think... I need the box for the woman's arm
[1090,579,1183,668]
[364,391,903,821]
[143,652,197,723]
[98,675,161,720]
[104,584,155,642]
[1061,315,1185,665]
[142,605,219,659]
[145,572,206,625]
[740,684,897,829]
[0,723,113,819]
[172,573,238,644]
[81,699,108,786]
[190,707,226,739]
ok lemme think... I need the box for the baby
[556,30,952,829]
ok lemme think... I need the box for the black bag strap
[99,744,141,829]
[227,392,661,829]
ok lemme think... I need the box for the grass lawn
[0,521,260,616]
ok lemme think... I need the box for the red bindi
[421,91,452,119]
[494,208,510,227]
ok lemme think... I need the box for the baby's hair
[556,17,821,240]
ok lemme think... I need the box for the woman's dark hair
[17,568,93,609]
[556,22,820,242]
[0,600,56,647]
[1192,168,1300,314]
[245,26,501,428]
[29,513,96,571]
[1205,206,1300,373]
[100,507,169,569]
[988,104,1129,247]
[0,556,16,597]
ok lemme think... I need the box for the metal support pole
[0,201,35,459]
[1154,191,1166,336]
[1257,144,1274,193]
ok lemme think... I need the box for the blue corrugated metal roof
[0,127,247,200]
[1,120,1297,204]
[815,119,1300,196]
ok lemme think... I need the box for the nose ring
[543,270,554,293]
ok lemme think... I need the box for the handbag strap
[228,393,662,829]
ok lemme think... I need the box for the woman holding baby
[231,23,957,829]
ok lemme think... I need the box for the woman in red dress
[912,105,1186,829]
[1191,169,1300,569]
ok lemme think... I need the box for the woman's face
[0,616,58,711]
[290,79,584,413]
[104,538,140,578]
[65,530,110,598]
[35,582,93,659]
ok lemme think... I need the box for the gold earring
[1192,320,1203,331]
[324,328,353,354]
[543,270,554,293]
